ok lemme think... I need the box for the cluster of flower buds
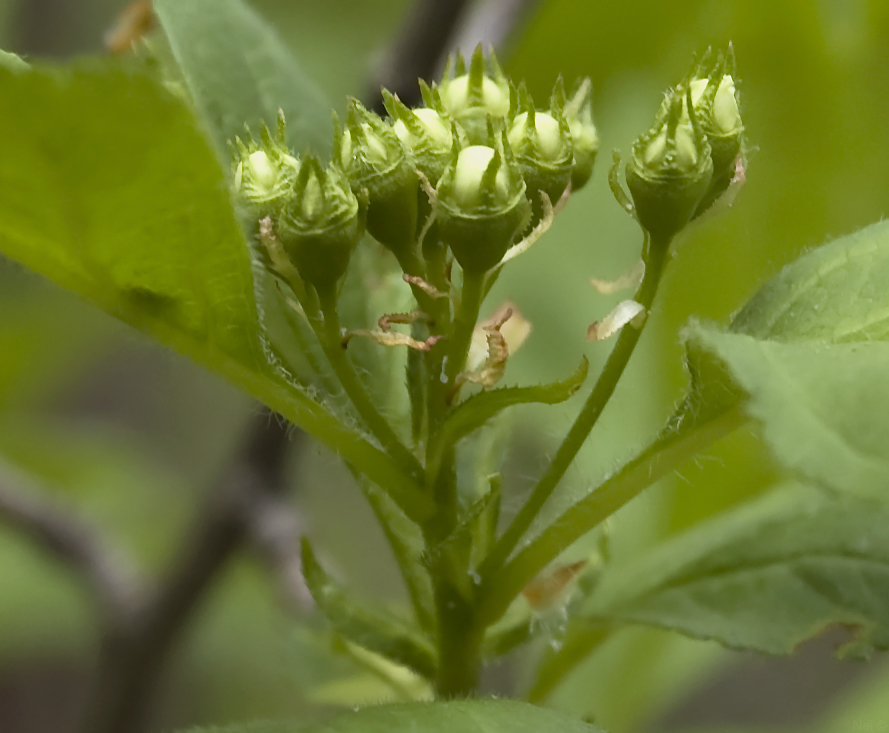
[232,113,363,290]
[624,45,744,242]
[232,45,600,289]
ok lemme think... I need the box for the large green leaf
[154,0,331,158]
[0,64,257,364]
[582,483,889,659]
[687,329,889,499]
[728,219,889,343]
[677,219,889,497]
[177,699,606,733]
[0,64,430,522]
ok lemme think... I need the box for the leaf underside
[584,483,889,659]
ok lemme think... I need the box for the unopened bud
[625,86,713,241]
[437,45,510,144]
[335,100,418,258]
[563,78,599,191]
[688,46,744,216]
[231,111,299,217]
[278,155,362,289]
[508,81,573,229]
[383,91,461,185]
[436,124,530,273]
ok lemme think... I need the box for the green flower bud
[335,99,418,259]
[507,81,573,229]
[231,111,299,217]
[689,46,744,215]
[563,78,599,191]
[383,90,462,185]
[278,154,362,290]
[625,85,713,241]
[436,123,530,273]
[436,45,511,144]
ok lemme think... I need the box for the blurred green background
[1,0,889,731]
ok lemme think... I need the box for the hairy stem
[432,579,484,697]
[479,236,669,582]
[424,269,487,537]
[311,285,424,480]
[477,405,748,628]
[423,239,454,443]
[444,269,486,390]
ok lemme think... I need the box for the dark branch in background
[248,490,314,612]
[0,461,142,624]
[367,0,471,111]
[79,412,296,733]
[450,0,543,60]
[366,0,544,111]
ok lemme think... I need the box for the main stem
[423,239,455,446]
[444,270,487,388]
[419,265,489,697]
[432,577,484,697]
[480,235,670,582]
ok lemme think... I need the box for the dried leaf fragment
[467,301,531,372]
[590,260,645,295]
[522,560,588,611]
[105,0,156,55]
[403,274,448,300]
[586,300,646,342]
[458,305,527,390]
[378,310,431,331]
[346,330,444,352]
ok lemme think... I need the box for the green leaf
[300,538,438,679]
[0,64,258,365]
[471,474,502,570]
[582,483,889,659]
[728,219,889,343]
[176,699,606,733]
[428,357,589,481]
[0,64,431,523]
[154,0,331,158]
[687,328,889,499]
[675,220,889,498]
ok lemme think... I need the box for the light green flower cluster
[231,45,599,287]
[232,44,744,288]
